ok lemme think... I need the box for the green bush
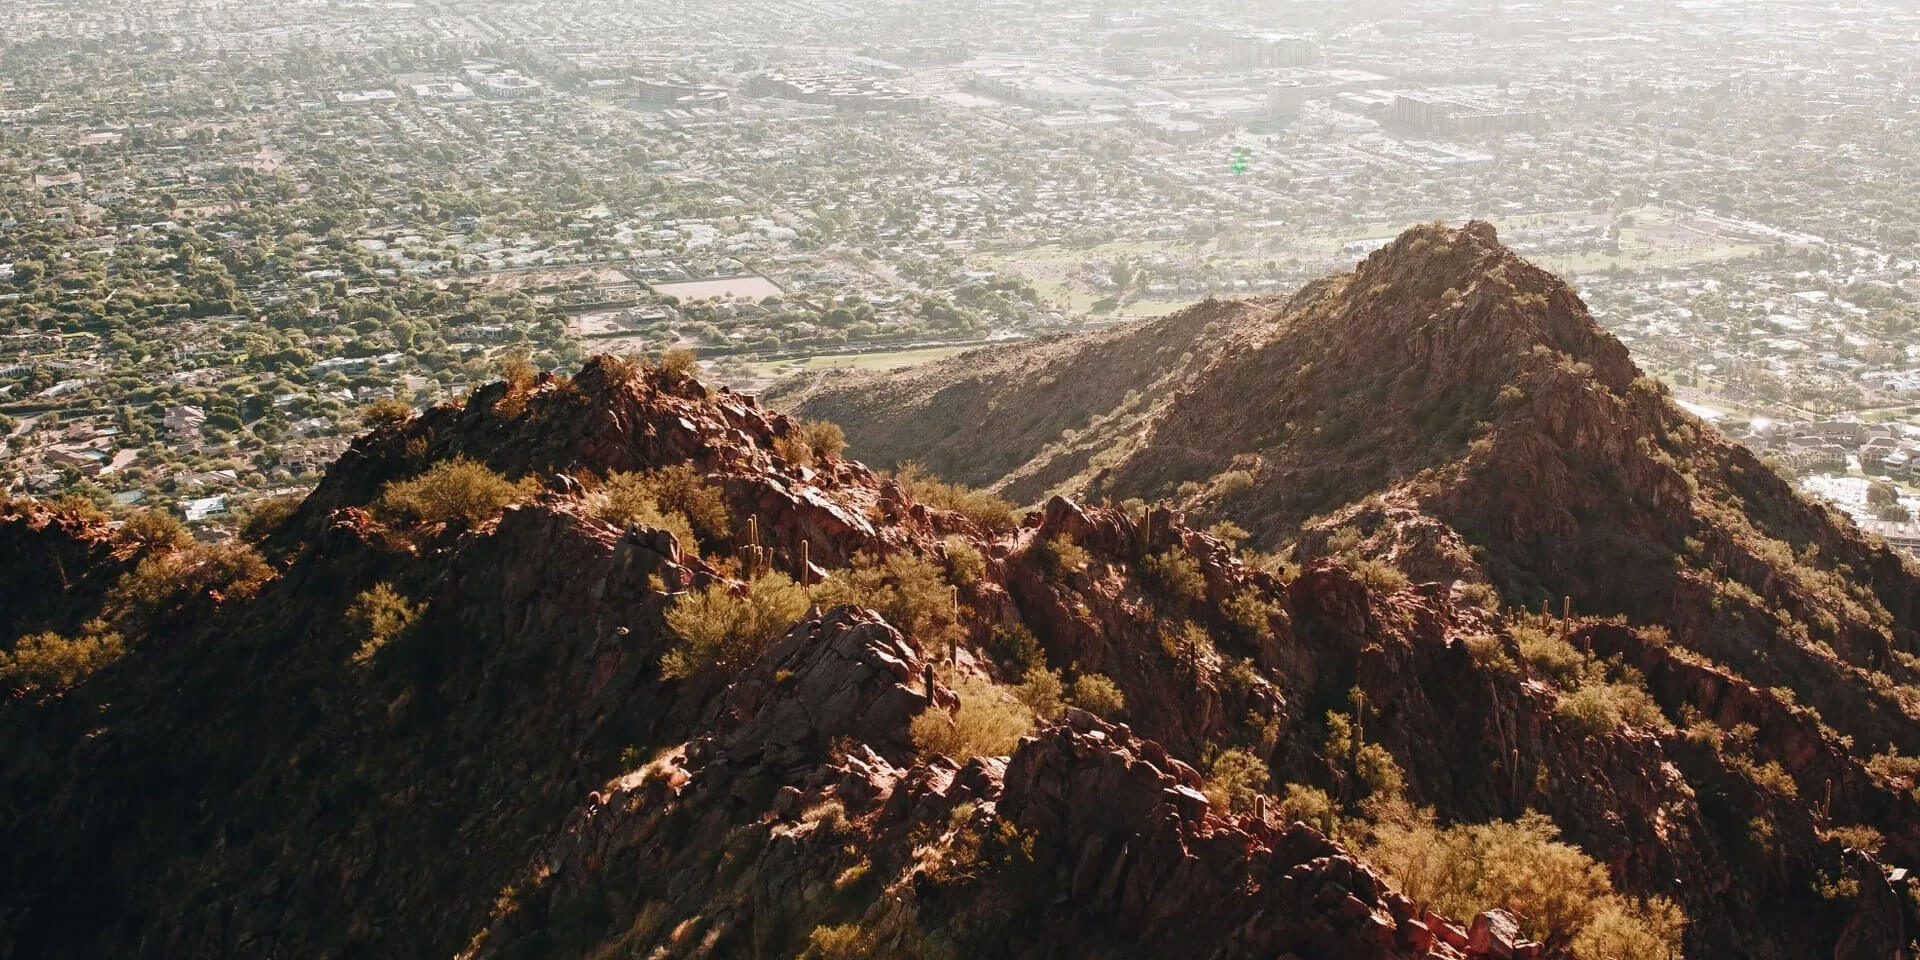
[108,540,276,618]
[1515,624,1586,686]
[657,346,699,378]
[593,472,698,551]
[803,923,876,960]
[988,623,1046,680]
[1031,533,1092,577]
[774,419,847,467]
[1211,469,1256,497]
[892,463,1019,532]
[661,571,810,680]
[943,535,986,585]
[347,582,423,667]
[636,464,731,545]
[1351,558,1409,592]
[377,456,538,526]
[0,627,125,691]
[1014,667,1065,720]
[1205,747,1271,815]
[1359,808,1684,957]
[816,550,956,643]
[1070,673,1125,718]
[1144,546,1207,605]
[1279,783,1337,834]
[911,671,1034,758]
[1556,682,1665,737]
[361,397,414,426]
[1226,588,1278,642]
[118,509,190,552]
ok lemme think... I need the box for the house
[164,405,206,436]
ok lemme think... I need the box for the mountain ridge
[4,226,1920,958]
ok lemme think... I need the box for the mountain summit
[3,227,1919,958]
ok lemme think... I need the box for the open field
[651,275,785,301]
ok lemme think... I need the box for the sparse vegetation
[107,540,276,619]
[943,536,986,585]
[593,471,699,550]
[988,623,1046,681]
[774,419,847,467]
[1204,747,1271,815]
[377,456,539,526]
[1144,545,1206,604]
[1013,667,1065,720]
[891,463,1019,532]
[661,571,811,680]
[0,626,125,691]
[817,550,958,644]
[346,583,423,667]
[657,346,700,379]
[1070,673,1125,718]
[1359,808,1685,958]
[361,397,414,426]
[911,671,1034,759]
[1031,532,1093,576]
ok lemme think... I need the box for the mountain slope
[5,225,1920,959]
[786,222,1920,956]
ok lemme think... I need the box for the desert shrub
[1279,783,1338,834]
[1212,469,1257,497]
[347,583,423,667]
[1464,633,1518,674]
[239,494,303,542]
[1325,525,1364,556]
[1356,742,1407,803]
[593,472,698,550]
[817,550,956,643]
[1031,533,1092,577]
[1568,895,1687,960]
[361,397,414,426]
[803,923,875,960]
[1867,748,1920,784]
[1457,581,1499,610]
[656,346,699,378]
[1827,824,1884,853]
[1207,520,1250,544]
[1556,682,1664,737]
[988,623,1046,680]
[1351,558,1409,592]
[1014,667,1065,720]
[0,627,125,691]
[1144,546,1207,605]
[911,671,1034,759]
[1070,673,1125,717]
[1361,808,1684,955]
[1226,588,1278,642]
[637,464,731,544]
[1728,756,1799,798]
[943,536,986,585]
[119,509,190,552]
[108,540,275,618]
[1515,624,1586,686]
[377,457,538,526]
[775,419,846,467]
[661,571,810,680]
[1160,620,1217,666]
[1205,747,1271,815]
[892,463,1019,532]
